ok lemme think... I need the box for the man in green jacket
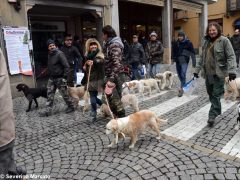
[194,22,237,127]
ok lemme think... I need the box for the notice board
[3,27,33,75]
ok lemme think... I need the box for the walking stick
[83,65,92,113]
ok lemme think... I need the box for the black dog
[16,83,47,112]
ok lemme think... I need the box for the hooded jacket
[172,38,196,66]
[103,37,125,82]
[84,38,105,91]
[195,35,236,78]
[0,48,15,147]
[47,49,70,78]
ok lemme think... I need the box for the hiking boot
[178,89,183,97]
[8,166,27,176]
[39,110,52,117]
[65,106,75,113]
[90,111,97,123]
[207,118,215,127]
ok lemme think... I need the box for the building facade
[0,0,215,97]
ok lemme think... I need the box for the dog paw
[156,136,161,140]
[108,144,113,148]
[129,144,135,149]
[234,124,239,131]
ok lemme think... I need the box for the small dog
[106,110,167,149]
[235,103,240,130]
[224,77,240,101]
[155,71,176,90]
[140,78,161,95]
[99,94,139,118]
[16,83,47,112]
[68,86,90,113]
[121,94,139,112]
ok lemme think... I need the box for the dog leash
[104,93,115,119]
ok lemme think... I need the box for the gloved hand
[228,73,236,81]
[193,73,199,78]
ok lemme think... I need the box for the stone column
[199,1,208,54]
[162,0,173,65]
[110,0,120,36]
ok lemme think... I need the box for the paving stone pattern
[13,64,240,179]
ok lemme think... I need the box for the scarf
[87,49,99,60]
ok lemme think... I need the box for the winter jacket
[48,49,70,79]
[103,37,125,82]
[172,38,196,66]
[84,38,105,91]
[145,40,164,64]
[128,42,146,65]
[60,45,82,67]
[0,48,15,147]
[230,34,240,53]
[195,35,236,78]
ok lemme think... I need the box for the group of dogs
[16,72,240,149]
[16,71,175,149]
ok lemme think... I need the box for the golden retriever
[68,86,90,113]
[106,110,167,149]
[224,76,240,101]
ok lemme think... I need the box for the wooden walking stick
[83,64,92,113]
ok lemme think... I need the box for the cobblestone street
[13,65,240,179]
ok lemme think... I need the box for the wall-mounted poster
[3,27,32,75]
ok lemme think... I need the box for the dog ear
[111,120,118,132]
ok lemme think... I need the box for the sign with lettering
[3,27,32,75]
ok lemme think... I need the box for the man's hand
[193,73,199,78]
[229,73,236,81]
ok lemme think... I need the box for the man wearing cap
[230,29,240,68]
[128,35,146,80]
[39,39,75,116]
[145,31,164,78]
[172,31,196,97]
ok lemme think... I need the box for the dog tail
[156,117,168,125]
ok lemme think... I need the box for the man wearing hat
[172,31,196,97]
[145,31,164,78]
[39,39,75,116]
[128,34,146,80]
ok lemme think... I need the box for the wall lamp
[8,0,21,11]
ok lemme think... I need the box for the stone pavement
[13,65,240,180]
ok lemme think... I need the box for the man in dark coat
[60,34,82,87]
[172,31,196,97]
[128,35,146,80]
[39,39,75,117]
[230,29,240,68]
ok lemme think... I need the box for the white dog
[155,71,176,90]
[99,94,139,117]
[140,78,161,95]
[224,76,240,101]
[121,94,139,112]
[106,110,167,149]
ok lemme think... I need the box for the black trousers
[0,140,16,176]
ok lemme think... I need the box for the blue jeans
[148,63,160,78]
[131,64,142,80]
[176,62,188,88]
[89,91,102,112]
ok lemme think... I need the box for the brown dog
[106,110,167,149]
[68,86,90,113]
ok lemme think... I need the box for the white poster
[3,27,32,75]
